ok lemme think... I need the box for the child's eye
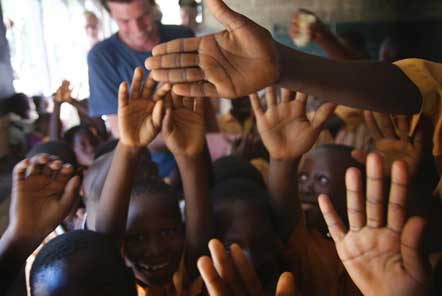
[318,175,329,186]
[298,173,308,183]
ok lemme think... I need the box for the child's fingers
[118,82,129,108]
[197,256,232,296]
[194,97,205,115]
[276,272,296,296]
[141,73,156,100]
[345,168,366,231]
[395,115,410,141]
[152,100,165,129]
[318,194,346,242]
[363,111,383,140]
[48,159,64,179]
[152,83,172,102]
[146,53,200,69]
[56,163,74,185]
[13,159,30,182]
[172,92,184,108]
[264,86,277,107]
[311,102,336,129]
[365,153,386,228]
[387,160,408,233]
[59,176,80,216]
[26,154,50,177]
[249,93,264,117]
[281,88,295,102]
[183,96,194,110]
[209,239,243,295]
[230,243,263,295]
[151,68,205,84]
[129,67,144,100]
[161,108,173,135]
[293,92,308,116]
[374,112,396,139]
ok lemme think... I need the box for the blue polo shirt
[88,24,194,117]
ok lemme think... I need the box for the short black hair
[27,141,78,171]
[30,230,136,296]
[211,178,270,205]
[314,144,365,172]
[213,156,265,188]
[100,0,156,12]
[179,0,198,8]
[64,125,98,147]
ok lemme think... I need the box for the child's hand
[118,67,170,147]
[197,239,297,296]
[364,111,423,177]
[145,0,279,98]
[250,87,336,160]
[53,80,73,103]
[162,93,206,157]
[318,153,430,296]
[9,154,80,242]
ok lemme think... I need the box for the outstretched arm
[0,155,79,291]
[162,93,213,278]
[251,87,335,241]
[146,0,421,115]
[95,68,168,239]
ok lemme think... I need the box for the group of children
[1,0,442,295]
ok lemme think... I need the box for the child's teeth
[140,262,168,271]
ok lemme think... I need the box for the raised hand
[145,0,279,98]
[162,93,206,157]
[357,111,423,177]
[318,153,431,296]
[9,154,80,242]
[53,80,73,103]
[250,87,336,160]
[118,67,170,147]
[197,239,297,296]
[289,9,326,44]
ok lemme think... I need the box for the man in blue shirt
[88,0,193,137]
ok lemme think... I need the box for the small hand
[318,153,431,296]
[197,239,297,296]
[162,93,206,157]
[358,111,423,177]
[9,154,80,242]
[289,9,327,43]
[53,80,73,103]
[145,0,279,98]
[118,67,171,147]
[250,87,336,160]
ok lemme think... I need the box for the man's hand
[318,153,431,296]
[162,93,206,157]
[8,154,80,242]
[250,87,335,160]
[118,67,170,147]
[145,0,279,98]
[197,239,297,296]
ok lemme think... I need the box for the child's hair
[30,230,136,296]
[64,125,99,148]
[26,141,78,170]
[315,144,365,172]
[213,156,265,188]
[178,0,198,8]
[94,139,118,159]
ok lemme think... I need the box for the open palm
[162,93,206,157]
[118,67,170,147]
[145,0,279,98]
[250,87,336,160]
[318,153,430,296]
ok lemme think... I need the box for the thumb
[276,272,297,296]
[59,176,81,218]
[152,100,164,129]
[207,0,248,31]
[401,217,431,285]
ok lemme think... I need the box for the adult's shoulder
[87,35,119,63]
[159,24,195,42]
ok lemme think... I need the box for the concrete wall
[203,0,442,31]
[0,2,14,100]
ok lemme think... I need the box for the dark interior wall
[0,2,14,100]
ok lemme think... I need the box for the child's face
[73,131,97,167]
[123,193,184,287]
[215,201,281,293]
[298,149,350,232]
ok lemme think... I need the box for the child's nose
[146,238,163,256]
